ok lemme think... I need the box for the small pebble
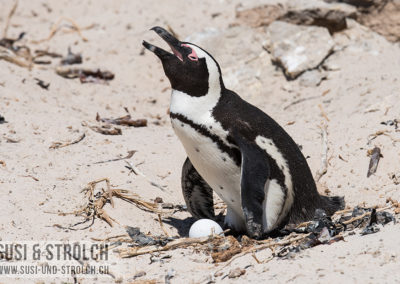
[228,267,246,278]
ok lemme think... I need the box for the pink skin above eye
[181,44,198,61]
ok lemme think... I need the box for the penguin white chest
[171,118,242,213]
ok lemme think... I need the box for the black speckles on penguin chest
[170,115,243,212]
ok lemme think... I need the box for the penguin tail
[320,195,345,216]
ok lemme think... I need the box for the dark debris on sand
[125,226,175,247]
[275,206,395,258]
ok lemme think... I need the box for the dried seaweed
[93,150,136,164]
[54,178,160,230]
[0,45,33,69]
[367,147,382,177]
[381,119,399,129]
[56,66,114,83]
[210,236,242,263]
[88,124,122,135]
[60,47,82,65]
[80,70,114,84]
[31,49,62,64]
[277,205,396,257]
[49,133,86,149]
[0,32,25,50]
[0,2,35,69]
[115,202,397,273]
[125,226,173,247]
[118,235,225,258]
[34,49,62,58]
[34,78,50,90]
[96,113,147,127]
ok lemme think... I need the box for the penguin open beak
[142,26,187,61]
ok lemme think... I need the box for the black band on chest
[170,112,241,166]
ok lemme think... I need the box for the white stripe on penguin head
[185,43,222,96]
[169,43,233,147]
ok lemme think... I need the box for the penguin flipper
[181,157,215,219]
[234,134,270,239]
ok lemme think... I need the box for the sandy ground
[0,0,400,283]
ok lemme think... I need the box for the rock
[298,70,327,87]
[161,202,174,209]
[184,28,221,55]
[356,0,400,43]
[228,267,246,279]
[278,6,357,33]
[325,0,400,42]
[185,26,267,93]
[236,4,286,27]
[185,26,262,63]
[235,0,357,33]
[324,0,385,9]
[154,197,163,203]
[264,21,334,79]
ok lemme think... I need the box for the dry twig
[315,123,329,182]
[0,46,32,68]
[125,160,166,192]
[31,17,89,44]
[368,130,400,144]
[55,178,160,230]
[341,205,392,225]
[91,234,131,243]
[96,113,147,128]
[158,214,170,237]
[49,133,86,149]
[318,104,330,122]
[283,95,320,110]
[214,233,310,275]
[118,235,223,258]
[3,1,18,38]
[94,150,136,164]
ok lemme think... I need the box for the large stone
[324,0,384,8]
[236,0,357,33]
[278,6,357,33]
[264,21,334,79]
[236,4,286,28]
[185,26,267,92]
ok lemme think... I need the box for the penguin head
[143,26,224,97]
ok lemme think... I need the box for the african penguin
[143,26,344,239]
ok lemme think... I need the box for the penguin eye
[181,44,198,62]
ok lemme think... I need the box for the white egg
[188,219,224,238]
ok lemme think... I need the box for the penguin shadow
[162,217,196,237]
[163,215,226,237]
